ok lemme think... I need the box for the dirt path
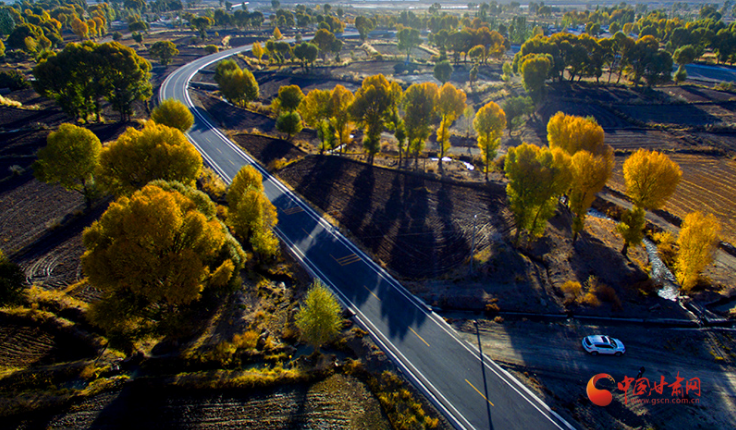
[451,318,736,430]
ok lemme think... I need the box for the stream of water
[588,209,680,301]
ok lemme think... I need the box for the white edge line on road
[162,42,577,430]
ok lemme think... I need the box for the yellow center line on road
[465,379,495,407]
[216,148,222,154]
[302,228,314,239]
[409,326,430,347]
[363,285,381,302]
[229,159,235,166]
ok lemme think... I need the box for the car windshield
[610,339,618,347]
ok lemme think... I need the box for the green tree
[83,182,245,335]
[33,124,102,209]
[616,206,646,256]
[295,280,343,353]
[0,250,25,306]
[402,82,438,168]
[214,61,259,108]
[298,89,332,152]
[433,60,453,84]
[151,99,194,132]
[97,121,203,196]
[397,26,420,61]
[272,85,304,115]
[293,42,318,72]
[501,97,533,137]
[520,53,552,103]
[312,28,336,60]
[474,101,506,181]
[95,42,152,121]
[435,82,466,173]
[276,111,303,140]
[505,143,571,245]
[355,15,375,41]
[675,212,721,291]
[227,166,279,260]
[673,45,697,84]
[351,74,402,164]
[149,40,179,65]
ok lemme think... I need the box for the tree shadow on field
[437,180,470,275]
[342,165,374,248]
[388,175,433,279]
[364,174,404,261]
[293,156,348,211]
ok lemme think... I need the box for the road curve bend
[160,44,578,430]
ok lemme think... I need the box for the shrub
[561,281,582,306]
[112,32,122,41]
[199,166,227,200]
[267,157,286,171]
[0,70,31,91]
[205,44,219,54]
[232,330,259,350]
[653,231,677,269]
[0,94,22,107]
[0,250,25,306]
[595,284,623,311]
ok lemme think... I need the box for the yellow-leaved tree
[618,149,682,255]
[252,41,265,61]
[33,123,102,209]
[97,121,202,196]
[675,212,720,291]
[83,181,245,336]
[328,85,355,154]
[402,82,438,169]
[151,99,194,132]
[473,101,506,181]
[227,166,280,260]
[547,112,614,241]
[295,279,343,353]
[435,82,467,173]
[505,143,572,245]
[298,88,332,153]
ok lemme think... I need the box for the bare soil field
[615,102,736,127]
[6,374,390,430]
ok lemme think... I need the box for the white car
[582,335,626,356]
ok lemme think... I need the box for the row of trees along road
[31,100,283,338]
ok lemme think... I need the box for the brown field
[614,102,736,127]
[609,153,736,246]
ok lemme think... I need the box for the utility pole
[470,214,478,272]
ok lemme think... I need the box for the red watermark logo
[587,374,615,406]
[587,372,701,406]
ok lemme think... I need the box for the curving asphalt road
[160,43,578,430]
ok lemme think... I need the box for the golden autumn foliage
[473,101,506,181]
[97,121,202,196]
[623,149,682,210]
[82,182,245,333]
[151,99,194,132]
[402,82,438,168]
[676,212,721,291]
[435,83,466,172]
[328,85,355,151]
[547,112,606,156]
[33,123,102,208]
[505,143,571,244]
[295,280,343,352]
[227,166,280,259]
[547,113,614,240]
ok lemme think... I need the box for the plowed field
[609,153,736,245]
[12,375,389,430]
[278,155,511,278]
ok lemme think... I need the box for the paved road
[160,44,577,430]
